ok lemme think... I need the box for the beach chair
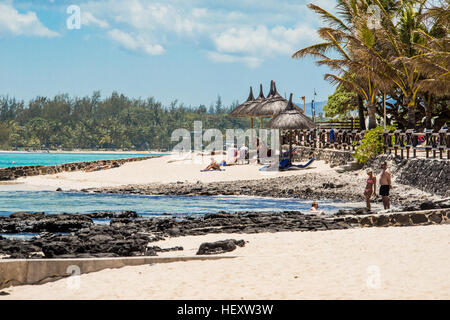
[280,157,315,170]
[259,157,315,171]
[281,147,297,159]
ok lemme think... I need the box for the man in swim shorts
[379,161,392,209]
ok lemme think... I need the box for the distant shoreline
[0,150,167,154]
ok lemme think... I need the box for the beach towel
[200,168,224,172]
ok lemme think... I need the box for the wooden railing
[282,128,450,160]
[283,129,365,151]
[314,119,359,130]
[383,129,450,159]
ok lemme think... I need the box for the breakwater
[0,156,158,181]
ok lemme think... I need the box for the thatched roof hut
[229,86,255,118]
[267,93,315,161]
[249,81,305,117]
[237,83,266,117]
[267,93,315,130]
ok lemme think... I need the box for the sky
[0,0,338,108]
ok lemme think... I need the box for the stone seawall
[0,156,158,181]
[291,146,354,167]
[335,208,449,228]
[396,159,450,197]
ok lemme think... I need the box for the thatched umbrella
[229,86,255,118]
[267,93,315,160]
[237,83,266,129]
[249,81,305,119]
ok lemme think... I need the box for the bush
[353,126,396,163]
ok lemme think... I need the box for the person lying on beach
[201,158,221,171]
[85,163,115,172]
[310,202,324,215]
[364,169,377,210]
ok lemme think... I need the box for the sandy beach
[3,155,440,204]
[2,224,449,300]
[8,155,337,190]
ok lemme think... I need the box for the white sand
[8,155,336,191]
[2,224,449,300]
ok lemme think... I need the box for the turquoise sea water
[0,191,349,217]
[0,152,165,168]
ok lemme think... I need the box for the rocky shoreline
[85,171,441,205]
[1,201,449,259]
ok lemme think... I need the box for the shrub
[353,126,396,163]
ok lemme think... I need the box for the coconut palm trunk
[424,93,432,129]
[367,102,377,129]
[357,95,366,130]
[404,96,416,129]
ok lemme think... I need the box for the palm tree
[292,1,390,129]
[366,0,448,128]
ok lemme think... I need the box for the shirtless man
[379,161,392,209]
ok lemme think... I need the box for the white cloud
[207,51,263,68]
[81,0,324,65]
[212,24,316,58]
[0,3,59,37]
[108,29,164,55]
[82,12,109,29]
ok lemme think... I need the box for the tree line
[0,92,250,150]
[295,0,449,130]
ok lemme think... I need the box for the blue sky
[0,0,337,108]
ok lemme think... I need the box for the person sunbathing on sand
[85,162,118,172]
[202,158,221,171]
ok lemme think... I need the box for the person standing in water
[379,161,392,209]
[364,169,377,210]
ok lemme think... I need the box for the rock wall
[335,208,449,228]
[292,146,354,167]
[0,156,157,181]
[396,159,449,197]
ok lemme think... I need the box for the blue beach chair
[259,157,316,171]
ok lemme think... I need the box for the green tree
[324,84,358,118]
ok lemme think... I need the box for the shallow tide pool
[0,191,354,218]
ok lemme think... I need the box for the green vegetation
[323,84,358,118]
[0,92,249,150]
[293,0,449,130]
[353,126,396,163]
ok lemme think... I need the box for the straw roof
[249,81,304,117]
[267,93,315,130]
[236,83,266,118]
[229,86,255,118]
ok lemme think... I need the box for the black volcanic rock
[196,239,246,255]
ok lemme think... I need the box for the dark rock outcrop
[197,239,245,255]
[1,208,448,259]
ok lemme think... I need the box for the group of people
[363,161,392,210]
[310,161,392,214]
[201,144,249,171]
